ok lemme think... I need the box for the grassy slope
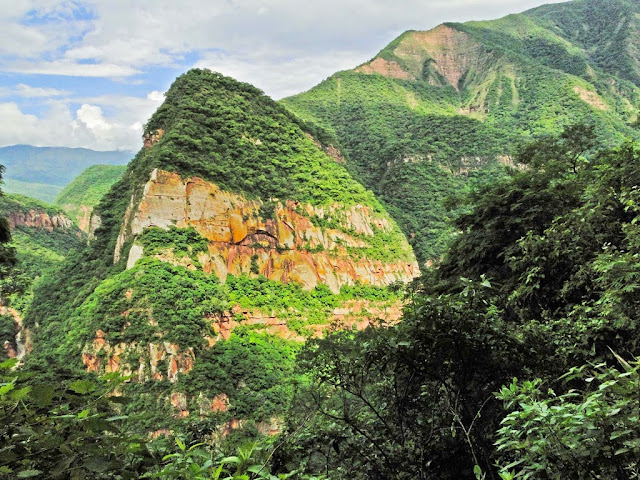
[281,0,640,264]
[55,165,127,226]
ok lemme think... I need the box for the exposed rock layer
[7,210,74,231]
[115,169,419,293]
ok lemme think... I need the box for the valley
[2,0,640,478]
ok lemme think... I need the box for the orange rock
[106,355,120,373]
[116,169,419,292]
[82,353,101,372]
[211,393,230,413]
[229,213,248,244]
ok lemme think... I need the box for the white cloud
[0,0,569,149]
[0,91,164,151]
[7,60,140,78]
[15,84,70,97]
[0,84,69,98]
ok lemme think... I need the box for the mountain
[0,145,131,203]
[281,0,640,264]
[55,165,127,233]
[24,70,417,431]
[0,194,84,358]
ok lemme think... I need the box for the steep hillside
[0,145,131,203]
[55,165,127,233]
[0,194,83,285]
[282,0,640,264]
[0,194,84,358]
[25,70,417,431]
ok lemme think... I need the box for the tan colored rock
[211,393,230,413]
[170,392,189,417]
[127,244,144,269]
[82,353,101,372]
[257,417,284,436]
[7,210,73,232]
[115,169,419,292]
[356,58,415,80]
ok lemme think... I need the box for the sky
[0,0,567,152]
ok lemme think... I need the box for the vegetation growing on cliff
[282,1,640,264]
[55,165,127,227]
[0,194,83,311]
[276,126,640,478]
[143,69,387,209]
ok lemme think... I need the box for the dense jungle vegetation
[4,123,640,478]
[6,2,640,476]
[282,0,640,265]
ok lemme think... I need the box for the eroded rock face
[356,25,488,91]
[115,169,419,293]
[8,210,74,232]
[81,330,195,383]
[1,306,32,362]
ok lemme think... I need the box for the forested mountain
[17,69,416,473]
[4,1,640,479]
[282,0,640,263]
[55,165,127,233]
[0,145,131,203]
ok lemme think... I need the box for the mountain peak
[355,24,489,90]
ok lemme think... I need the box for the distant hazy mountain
[0,145,132,203]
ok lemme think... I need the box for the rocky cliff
[7,208,74,232]
[356,25,489,91]
[116,169,417,293]
[26,69,419,430]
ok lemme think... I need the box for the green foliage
[187,331,297,419]
[146,438,324,480]
[2,178,63,204]
[143,69,381,208]
[282,277,527,479]
[283,3,640,263]
[280,128,640,477]
[55,164,127,225]
[0,359,152,479]
[140,226,209,259]
[496,357,640,479]
[0,194,84,311]
[60,258,225,351]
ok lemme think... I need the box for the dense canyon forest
[3,0,640,478]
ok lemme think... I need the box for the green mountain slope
[282,0,640,264]
[0,194,84,312]
[55,165,127,233]
[25,70,416,432]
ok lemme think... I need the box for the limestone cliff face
[8,209,74,232]
[115,169,419,293]
[56,204,94,233]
